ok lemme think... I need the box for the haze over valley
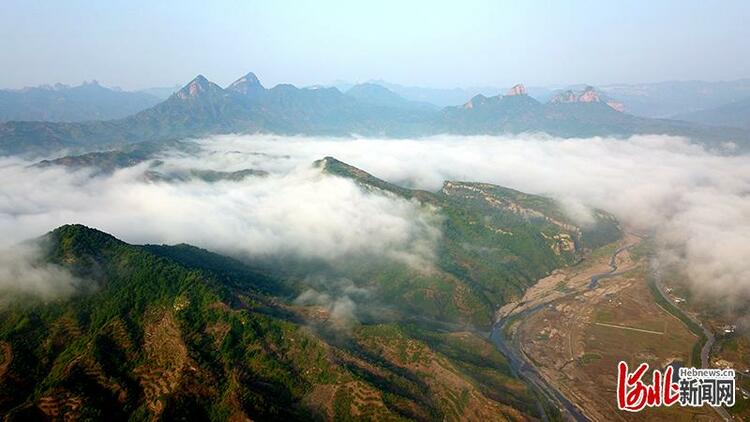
[2,1,750,421]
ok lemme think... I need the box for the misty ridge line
[0,133,748,305]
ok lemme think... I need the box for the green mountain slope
[0,225,543,421]
[0,158,622,420]
[317,157,621,322]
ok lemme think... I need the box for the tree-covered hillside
[0,225,542,420]
[318,157,621,321]
[0,160,622,420]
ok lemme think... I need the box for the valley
[1,137,747,421]
[494,232,748,421]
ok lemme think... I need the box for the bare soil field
[508,235,720,421]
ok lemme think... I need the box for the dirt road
[490,232,726,421]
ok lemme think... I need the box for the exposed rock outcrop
[226,71,265,95]
[550,85,624,112]
[506,84,527,96]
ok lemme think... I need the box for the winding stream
[489,244,635,422]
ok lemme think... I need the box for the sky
[1,0,749,90]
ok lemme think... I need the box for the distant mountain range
[342,80,505,108]
[438,84,746,142]
[672,96,750,129]
[334,78,750,120]
[0,73,748,157]
[595,79,750,118]
[344,83,437,111]
[5,77,750,125]
[0,81,161,122]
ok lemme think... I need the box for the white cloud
[295,288,358,326]
[187,134,750,301]
[0,244,82,304]
[0,153,440,269]
[1,133,749,302]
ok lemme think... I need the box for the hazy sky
[2,0,749,90]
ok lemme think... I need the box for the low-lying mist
[1,133,748,304]
[0,244,83,304]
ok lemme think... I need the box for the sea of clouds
[1,133,748,303]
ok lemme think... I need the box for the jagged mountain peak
[227,71,265,94]
[553,90,577,103]
[549,85,624,112]
[174,74,223,100]
[578,85,601,102]
[506,84,528,96]
[550,85,602,104]
[190,74,209,85]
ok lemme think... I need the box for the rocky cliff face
[550,86,624,112]
[174,75,221,100]
[552,90,577,103]
[226,72,265,95]
[578,86,601,102]
[462,84,528,108]
[507,84,528,96]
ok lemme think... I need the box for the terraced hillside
[0,159,622,420]
[0,225,540,420]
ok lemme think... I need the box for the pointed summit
[44,224,125,260]
[227,72,265,95]
[175,75,223,100]
[506,84,527,96]
[577,86,600,103]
